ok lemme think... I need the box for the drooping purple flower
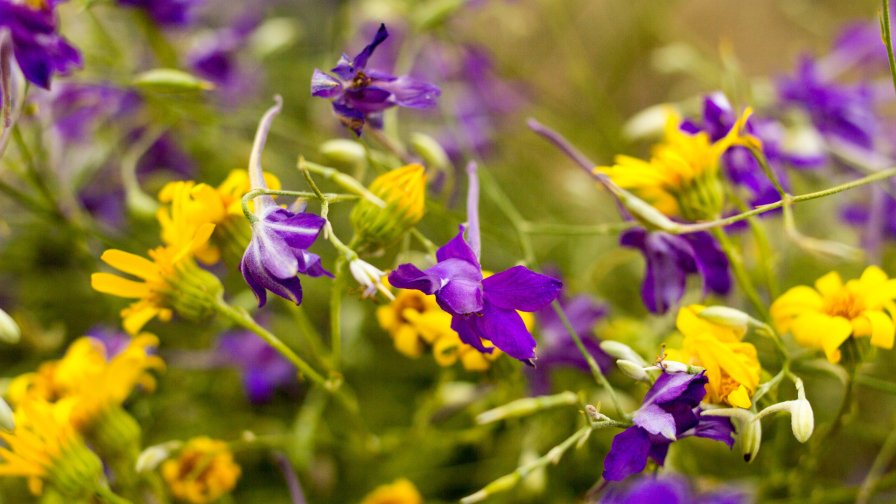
[117,0,203,28]
[527,289,612,394]
[389,163,562,364]
[778,57,878,150]
[240,206,331,308]
[621,227,731,315]
[311,24,440,135]
[0,0,81,90]
[217,330,297,404]
[599,475,751,504]
[602,371,735,482]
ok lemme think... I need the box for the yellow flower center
[822,289,866,320]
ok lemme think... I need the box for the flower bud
[410,133,451,173]
[0,398,13,431]
[351,164,427,251]
[349,259,393,300]
[0,308,20,344]
[599,341,646,366]
[623,104,676,140]
[319,139,367,168]
[616,359,649,381]
[697,306,751,336]
[741,417,762,462]
[790,378,814,443]
[136,441,182,473]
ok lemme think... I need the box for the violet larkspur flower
[0,0,82,89]
[388,162,562,365]
[778,57,877,150]
[527,289,612,394]
[311,24,440,135]
[600,475,751,504]
[217,330,297,404]
[240,97,331,307]
[116,0,202,28]
[602,371,735,482]
[621,227,731,314]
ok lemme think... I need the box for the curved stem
[710,227,769,321]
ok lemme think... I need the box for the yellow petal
[727,384,752,408]
[862,310,895,350]
[770,286,824,332]
[91,273,151,299]
[814,271,843,297]
[122,304,160,335]
[100,250,160,281]
[860,266,888,286]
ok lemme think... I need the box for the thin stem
[521,221,635,236]
[710,227,769,320]
[882,0,896,97]
[550,300,624,417]
[366,127,415,164]
[857,419,896,504]
[478,168,536,266]
[329,256,347,370]
[856,374,896,395]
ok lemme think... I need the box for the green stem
[521,221,635,236]
[95,485,132,504]
[857,418,896,504]
[710,227,769,320]
[882,0,896,96]
[478,168,536,266]
[329,256,347,370]
[214,299,357,414]
[856,374,896,395]
[551,300,624,417]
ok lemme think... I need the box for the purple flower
[527,289,612,394]
[117,0,202,28]
[389,163,561,364]
[240,205,331,308]
[602,371,735,482]
[621,228,731,315]
[217,330,297,404]
[0,0,81,89]
[778,57,878,150]
[599,475,751,504]
[187,12,261,100]
[311,24,440,135]
[86,326,132,358]
[45,83,140,143]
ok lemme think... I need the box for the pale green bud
[741,418,762,462]
[599,341,646,366]
[136,441,182,473]
[698,306,751,336]
[0,308,20,344]
[623,104,676,140]
[616,359,649,381]
[790,379,814,443]
[410,133,451,173]
[319,139,367,168]
[132,68,214,93]
[0,397,13,431]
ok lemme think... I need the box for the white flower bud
[790,378,814,443]
[0,308,20,344]
[349,259,394,300]
[741,417,762,463]
[616,359,650,381]
[623,104,677,140]
[659,360,690,373]
[599,341,646,366]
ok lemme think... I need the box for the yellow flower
[596,108,757,220]
[360,478,423,504]
[7,334,164,429]
[665,305,761,408]
[376,283,505,372]
[161,437,241,504]
[157,170,281,265]
[351,164,427,251]
[0,399,103,497]
[91,222,220,334]
[771,266,896,363]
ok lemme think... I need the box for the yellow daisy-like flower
[665,305,761,408]
[161,437,241,504]
[7,334,164,429]
[0,399,103,497]
[771,266,896,363]
[596,108,758,220]
[376,283,506,372]
[91,222,220,335]
[360,478,423,504]
[157,170,281,265]
[351,164,427,251]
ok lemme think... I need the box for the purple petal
[377,76,441,109]
[482,266,562,312]
[643,372,707,406]
[389,263,440,294]
[603,427,651,482]
[450,316,492,353]
[436,226,481,266]
[250,222,298,280]
[633,403,677,439]
[430,259,484,315]
[352,23,389,70]
[240,246,303,307]
[682,232,732,296]
[470,304,537,362]
[311,69,343,98]
[262,208,326,250]
[692,413,736,447]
